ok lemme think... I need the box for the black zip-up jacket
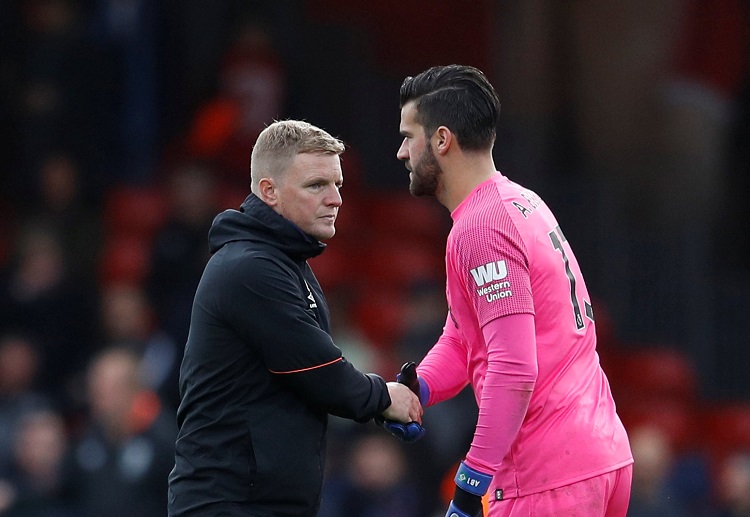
[167,194,391,517]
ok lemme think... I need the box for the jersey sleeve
[452,210,534,326]
[416,312,470,407]
[464,313,538,474]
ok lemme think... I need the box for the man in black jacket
[167,120,422,517]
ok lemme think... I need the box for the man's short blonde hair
[250,120,345,192]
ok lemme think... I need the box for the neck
[437,152,497,212]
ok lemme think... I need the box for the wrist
[454,461,492,497]
[446,461,491,517]
[448,486,482,517]
[417,376,430,405]
[446,499,480,517]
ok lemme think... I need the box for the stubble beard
[409,143,442,197]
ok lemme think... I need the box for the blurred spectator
[654,0,749,379]
[718,68,750,275]
[0,0,22,202]
[10,0,117,196]
[146,160,217,347]
[660,0,746,225]
[157,0,238,140]
[394,280,447,367]
[185,15,286,188]
[627,424,685,517]
[711,452,750,517]
[62,346,176,517]
[0,334,52,478]
[393,280,477,499]
[319,430,425,517]
[0,408,72,517]
[327,287,379,374]
[89,0,160,184]
[100,282,181,411]
[24,150,103,281]
[0,222,99,407]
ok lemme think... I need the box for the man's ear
[434,126,453,155]
[257,177,278,206]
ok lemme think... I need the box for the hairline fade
[249,120,345,191]
[399,65,500,152]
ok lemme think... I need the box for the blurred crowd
[0,0,749,516]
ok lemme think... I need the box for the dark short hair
[399,65,500,151]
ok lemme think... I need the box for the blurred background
[0,0,749,516]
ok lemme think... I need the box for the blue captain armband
[454,461,492,497]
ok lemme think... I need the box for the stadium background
[0,0,748,515]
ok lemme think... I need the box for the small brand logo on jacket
[303,279,317,308]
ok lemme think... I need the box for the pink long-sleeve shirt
[418,173,633,500]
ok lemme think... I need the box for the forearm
[465,313,537,473]
[417,314,470,406]
[442,314,537,517]
[283,359,391,422]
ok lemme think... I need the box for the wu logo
[470,260,508,287]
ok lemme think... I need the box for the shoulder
[449,182,533,264]
[451,191,516,244]
[201,242,300,297]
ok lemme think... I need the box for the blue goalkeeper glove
[445,461,492,517]
[378,418,426,442]
[376,362,426,443]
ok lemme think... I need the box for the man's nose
[327,186,342,206]
[396,138,409,161]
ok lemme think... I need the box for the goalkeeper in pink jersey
[395,65,634,517]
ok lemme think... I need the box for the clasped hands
[376,362,426,443]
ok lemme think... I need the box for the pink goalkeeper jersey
[418,173,632,499]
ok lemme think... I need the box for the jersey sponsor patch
[470,260,507,286]
[470,260,513,302]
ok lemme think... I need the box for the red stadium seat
[98,236,152,287]
[702,403,750,459]
[363,192,450,246]
[608,346,699,406]
[618,398,699,454]
[358,236,444,289]
[103,185,167,241]
[308,243,361,292]
[216,184,248,211]
[350,285,408,351]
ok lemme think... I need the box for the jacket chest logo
[303,279,318,309]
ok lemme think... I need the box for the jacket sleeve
[221,255,390,422]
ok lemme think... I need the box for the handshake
[375,362,427,443]
[376,364,490,517]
